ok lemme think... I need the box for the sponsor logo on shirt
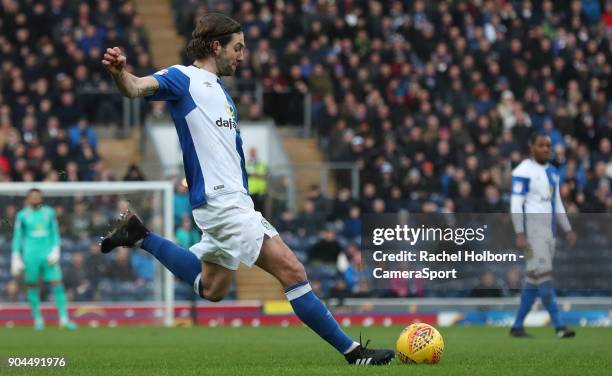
[216,117,237,129]
[216,100,238,129]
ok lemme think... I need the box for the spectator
[504,267,522,297]
[131,249,154,285]
[3,279,21,303]
[85,243,108,296]
[108,247,136,282]
[68,118,98,151]
[470,272,503,298]
[64,253,93,301]
[123,164,146,181]
[296,199,325,237]
[176,214,200,249]
[329,276,352,300]
[342,206,362,241]
[308,227,343,267]
[246,147,267,215]
[173,179,191,225]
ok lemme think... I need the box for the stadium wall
[1,299,609,328]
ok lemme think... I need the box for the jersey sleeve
[511,161,531,196]
[510,162,530,233]
[145,65,190,102]
[11,211,23,255]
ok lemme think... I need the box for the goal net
[0,181,176,326]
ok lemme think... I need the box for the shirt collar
[191,64,218,80]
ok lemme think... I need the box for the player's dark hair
[27,188,42,195]
[528,132,550,145]
[186,13,241,60]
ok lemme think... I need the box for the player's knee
[202,288,225,302]
[283,260,307,287]
[201,280,229,302]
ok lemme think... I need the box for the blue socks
[513,281,564,329]
[141,232,202,294]
[512,282,538,329]
[285,281,357,354]
[538,281,563,328]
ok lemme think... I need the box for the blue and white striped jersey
[146,65,248,209]
[510,158,571,235]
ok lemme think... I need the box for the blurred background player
[101,12,393,365]
[10,188,76,330]
[510,133,576,338]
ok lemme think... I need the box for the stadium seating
[1,1,611,301]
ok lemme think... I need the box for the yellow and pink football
[396,323,444,364]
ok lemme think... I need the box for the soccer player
[101,13,393,365]
[11,189,76,330]
[510,133,576,338]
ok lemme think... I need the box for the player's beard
[216,55,236,76]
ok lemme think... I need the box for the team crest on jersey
[261,218,274,231]
[512,181,523,194]
[224,101,236,119]
[155,69,169,75]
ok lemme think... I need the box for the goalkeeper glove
[47,246,60,266]
[11,253,24,277]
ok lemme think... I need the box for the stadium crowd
[173,0,612,297]
[174,0,611,215]
[1,0,612,301]
[0,0,153,183]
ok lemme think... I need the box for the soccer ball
[396,323,444,364]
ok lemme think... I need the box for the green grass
[1,326,611,375]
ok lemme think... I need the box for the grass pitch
[1,325,611,375]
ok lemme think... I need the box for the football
[396,323,445,364]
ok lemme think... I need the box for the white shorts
[526,233,555,281]
[189,192,278,270]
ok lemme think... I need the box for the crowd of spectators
[2,0,612,302]
[172,0,612,297]
[173,0,612,215]
[0,0,154,183]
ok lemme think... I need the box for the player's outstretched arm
[102,47,159,98]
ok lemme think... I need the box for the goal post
[0,181,176,326]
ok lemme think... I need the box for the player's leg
[43,261,77,329]
[256,235,394,365]
[101,211,204,294]
[537,239,575,338]
[510,278,538,337]
[47,279,77,329]
[23,258,44,330]
[197,261,234,302]
[511,234,544,337]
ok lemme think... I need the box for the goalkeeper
[11,188,76,330]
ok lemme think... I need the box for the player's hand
[47,246,60,266]
[102,47,127,76]
[565,230,577,247]
[515,233,533,258]
[515,233,528,251]
[10,253,24,277]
